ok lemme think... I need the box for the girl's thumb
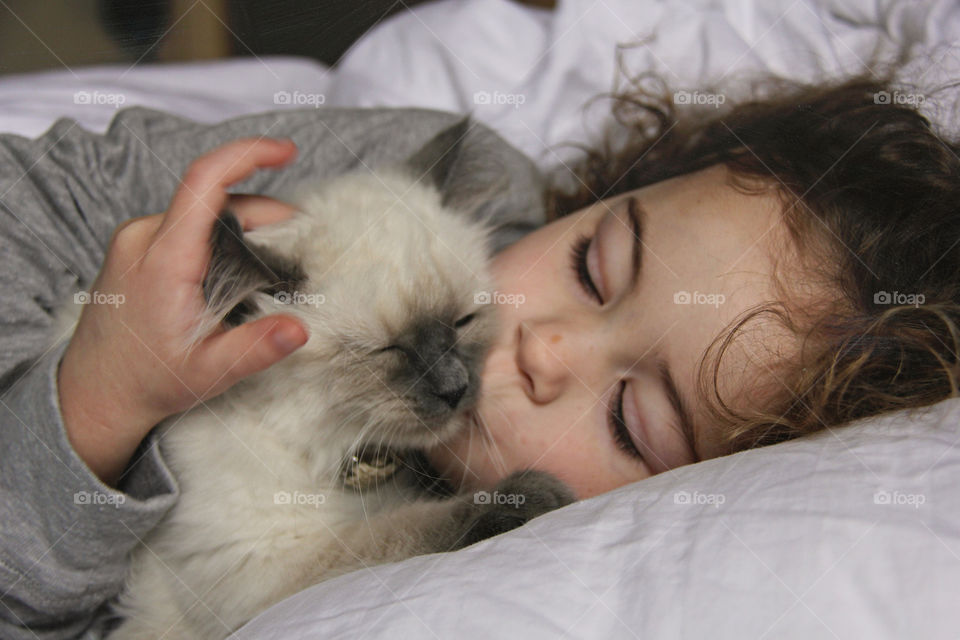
[203,315,308,389]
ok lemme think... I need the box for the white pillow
[0,56,331,136]
[233,397,960,639]
[327,0,960,163]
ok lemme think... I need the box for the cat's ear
[203,210,304,328]
[403,117,472,207]
[402,117,516,244]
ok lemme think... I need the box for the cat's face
[261,171,496,449]
[201,119,497,452]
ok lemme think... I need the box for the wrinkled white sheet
[234,398,960,639]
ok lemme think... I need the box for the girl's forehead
[610,165,779,221]
[599,167,788,279]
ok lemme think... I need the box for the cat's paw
[453,470,576,549]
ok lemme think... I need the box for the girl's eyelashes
[569,233,603,304]
[610,380,645,462]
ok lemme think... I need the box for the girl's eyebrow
[625,196,644,290]
[627,197,700,462]
[622,197,698,461]
[657,355,700,463]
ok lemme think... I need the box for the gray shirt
[0,106,545,639]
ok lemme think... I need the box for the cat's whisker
[451,414,478,496]
[477,399,511,479]
[350,417,392,544]
[340,397,397,456]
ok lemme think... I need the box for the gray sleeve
[0,105,545,639]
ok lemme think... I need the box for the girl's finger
[106,213,164,267]
[198,314,308,392]
[156,138,298,252]
[226,194,298,230]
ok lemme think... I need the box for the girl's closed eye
[570,233,603,304]
[610,380,645,462]
[569,199,638,306]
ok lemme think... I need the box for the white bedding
[324,0,960,162]
[6,1,959,165]
[2,1,959,638]
[233,398,960,639]
[0,57,333,137]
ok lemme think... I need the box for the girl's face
[428,164,795,499]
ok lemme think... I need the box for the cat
[102,118,576,639]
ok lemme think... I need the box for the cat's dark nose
[427,355,470,409]
[434,384,467,409]
[408,319,473,412]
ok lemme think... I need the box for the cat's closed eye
[378,345,404,355]
[454,313,475,328]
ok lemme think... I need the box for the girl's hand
[58,138,309,486]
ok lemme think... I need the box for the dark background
[0,0,555,75]
[226,0,431,66]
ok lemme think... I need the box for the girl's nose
[516,320,592,404]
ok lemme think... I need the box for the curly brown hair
[545,72,960,454]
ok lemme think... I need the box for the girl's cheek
[489,254,525,297]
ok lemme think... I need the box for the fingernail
[273,323,307,354]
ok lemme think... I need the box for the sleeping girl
[1,71,959,638]
[428,74,960,498]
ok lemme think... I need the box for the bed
[5,1,960,638]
